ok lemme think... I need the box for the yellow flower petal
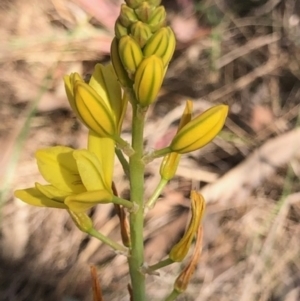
[89,64,122,117]
[35,146,85,193]
[87,132,115,189]
[14,188,68,209]
[73,149,107,191]
[65,190,113,212]
[35,183,71,202]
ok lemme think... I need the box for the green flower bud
[119,4,138,27]
[148,6,166,32]
[68,210,93,233]
[169,191,205,262]
[160,152,181,181]
[118,35,143,76]
[170,105,228,154]
[134,2,155,22]
[143,26,176,66]
[115,18,129,39]
[131,21,152,48]
[148,0,162,7]
[125,0,144,9]
[134,55,164,106]
[110,37,133,87]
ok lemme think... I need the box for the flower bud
[115,18,129,39]
[74,81,117,138]
[134,55,164,106]
[118,35,143,76]
[119,4,138,27]
[148,0,162,7]
[143,26,176,66]
[147,6,166,32]
[169,191,205,262]
[159,101,193,180]
[160,152,180,181]
[68,210,93,232]
[131,21,152,48]
[125,0,144,9]
[110,37,133,87]
[170,105,228,154]
[134,2,155,22]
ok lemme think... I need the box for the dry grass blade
[90,265,104,301]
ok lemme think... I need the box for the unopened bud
[160,152,180,181]
[118,35,143,76]
[119,4,138,27]
[143,26,176,66]
[131,21,152,48]
[68,210,93,233]
[115,18,129,39]
[170,105,228,154]
[74,81,117,138]
[148,6,166,32]
[134,55,164,106]
[125,0,144,9]
[110,37,133,87]
[134,2,155,22]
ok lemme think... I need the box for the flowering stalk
[14,1,229,300]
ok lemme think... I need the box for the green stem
[145,178,168,210]
[88,227,128,254]
[115,148,130,177]
[128,102,147,301]
[142,147,171,164]
[115,135,135,157]
[164,289,180,301]
[111,195,134,210]
[148,258,173,272]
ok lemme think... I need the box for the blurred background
[1,0,300,300]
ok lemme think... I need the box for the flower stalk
[13,1,228,300]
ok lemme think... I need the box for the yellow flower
[15,133,115,213]
[64,63,127,139]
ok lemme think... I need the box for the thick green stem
[128,102,147,300]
